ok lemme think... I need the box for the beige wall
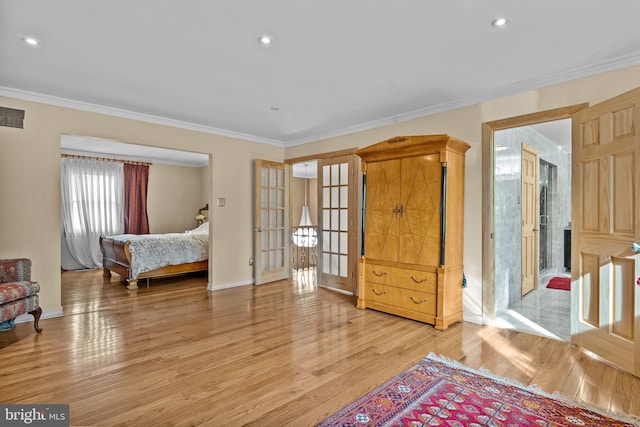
[285,64,640,323]
[3,64,640,324]
[0,99,283,316]
[147,163,203,234]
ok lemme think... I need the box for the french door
[318,155,358,294]
[253,159,290,285]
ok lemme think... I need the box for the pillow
[191,221,209,234]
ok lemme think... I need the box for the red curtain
[124,163,150,234]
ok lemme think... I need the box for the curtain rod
[61,153,151,166]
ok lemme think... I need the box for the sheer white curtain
[61,158,125,269]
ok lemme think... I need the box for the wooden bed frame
[99,235,208,290]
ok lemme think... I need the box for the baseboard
[14,306,64,324]
[207,279,254,291]
[463,312,483,325]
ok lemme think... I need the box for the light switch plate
[216,197,226,207]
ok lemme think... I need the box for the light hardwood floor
[1,270,639,426]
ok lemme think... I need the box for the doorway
[60,135,212,289]
[291,161,319,290]
[287,150,360,295]
[483,107,582,342]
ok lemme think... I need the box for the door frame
[481,104,588,321]
[286,148,361,294]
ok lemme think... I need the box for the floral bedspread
[107,232,208,278]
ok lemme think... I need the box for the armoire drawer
[365,264,437,293]
[363,282,436,316]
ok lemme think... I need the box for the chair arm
[0,258,32,283]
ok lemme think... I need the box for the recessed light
[258,35,273,45]
[491,17,508,27]
[22,36,40,46]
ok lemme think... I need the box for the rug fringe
[425,353,640,426]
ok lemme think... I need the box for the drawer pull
[410,296,428,304]
[410,276,428,284]
[372,270,387,277]
[372,288,387,296]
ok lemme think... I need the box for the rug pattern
[317,354,639,426]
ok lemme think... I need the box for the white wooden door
[572,87,640,376]
[521,144,539,297]
[254,159,290,285]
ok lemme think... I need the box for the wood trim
[481,103,588,322]
[285,148,357,164]
[484,103,589,130]
[61,153,151,166]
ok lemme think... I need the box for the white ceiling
[2,1,640,148]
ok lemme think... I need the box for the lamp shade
[298,206,313,227]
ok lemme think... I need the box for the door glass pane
[323,188,330,206]
[340,255,348,277]
[340,232,348,254]
[340,209,348,231]
[331,254,339,275]
[340,186,348,208]
[323,209,330,231]
[269,168,276,186]
[277,209,284,227]
[261,231,268,250]
[277,189,284,208]
[331,164,339,185]
[340,163,348,185]
[323,165,330,186]
[331,187,339,208]
[331,210,339,230]
[331,231,339,253]
[277,168,284,187]
[269,188,276,208]
[261,209,268,229]
[261,189,268,208]
[262,167,268,184]
[269,230,276,247]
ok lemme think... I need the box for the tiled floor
[492,272,571,341]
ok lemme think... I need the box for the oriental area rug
[317,353,640,427]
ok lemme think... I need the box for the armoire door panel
[398,155,441,266]
[364,160,400,262]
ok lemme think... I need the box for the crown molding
[3,52,640,150]
[0,86,285,147]
[282,53,640,147]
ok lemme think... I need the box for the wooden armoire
[356,135,470,330]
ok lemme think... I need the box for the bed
[100,222,209,290]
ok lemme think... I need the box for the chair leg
[28,306,43,333]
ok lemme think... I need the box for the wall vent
[0,106,25,129]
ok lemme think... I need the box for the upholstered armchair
[0,258,42,332]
